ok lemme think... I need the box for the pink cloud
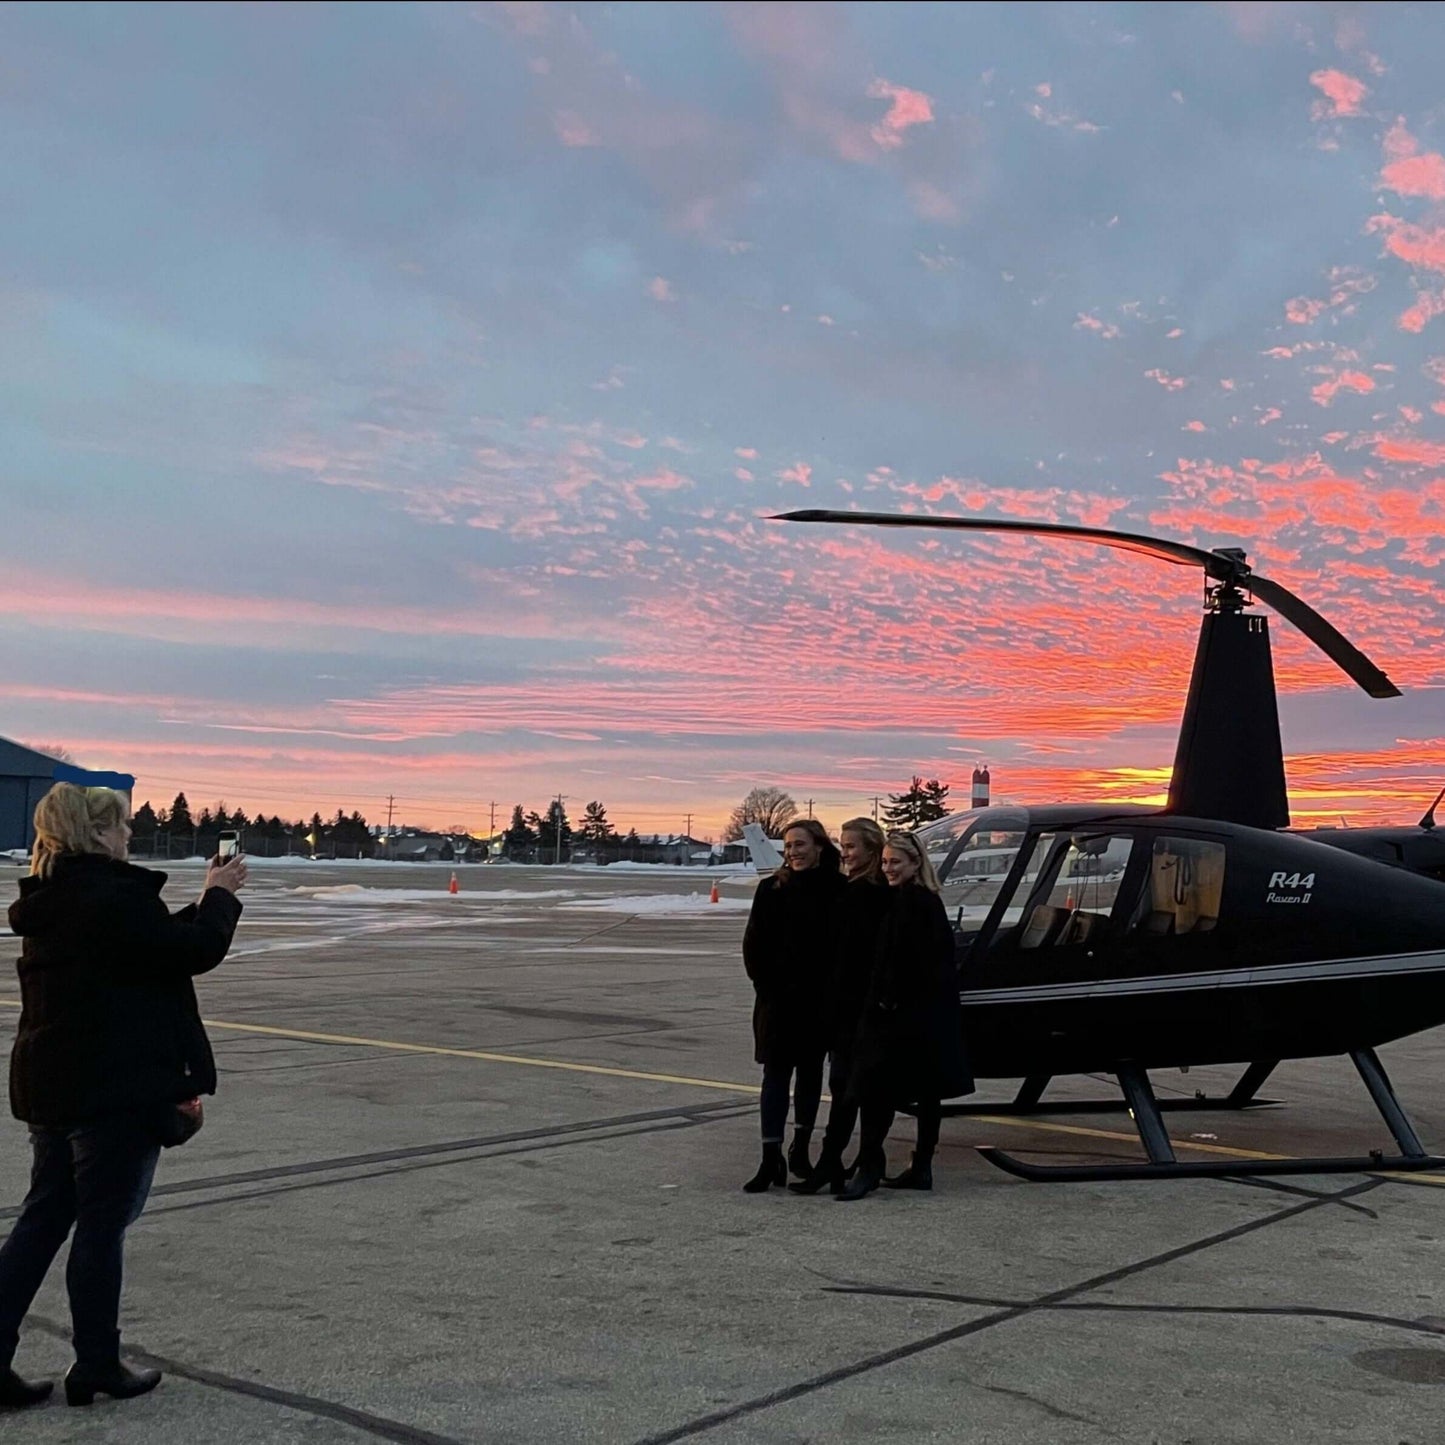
[777,462,812,486]
[866,79,934,149]
[553,111,600,147]
[1074,312,1120,340]
[1380,120,1445,200]
[1286,295,1327,324]
[648,276,676,302]
[735,447,758,460]
[1309,69,1367,119]
[1310,370,1376,406]
[1374,437,1445,467]
[1183,420,1206,432]
[1144,368,1187,391]
[1400,290,1445,333]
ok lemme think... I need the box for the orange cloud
[1400,291,1445,333]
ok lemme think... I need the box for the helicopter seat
[1141,910,1175,936]
[1020,904,1070,949]
[1059,910,1104,945]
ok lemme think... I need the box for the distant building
[0,737,68,854]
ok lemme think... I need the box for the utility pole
[870,795,882,823]
[554,794,565,866]
[684,813,693,840]
[805,798,814,819]
[488,801,497,857]
[385,794,395,861]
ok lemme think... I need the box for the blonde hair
[30,783,130,878]
[840,817,885,883]
[884,830,941,893]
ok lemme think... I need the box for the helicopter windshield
[918,808,1031,933]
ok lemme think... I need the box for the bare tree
[723,786,799,842]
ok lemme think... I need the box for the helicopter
[777,508,1445,1182]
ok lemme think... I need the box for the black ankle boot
[0,1367,53,1409]
[883,1152,933,1190]
[787,1129,813,1179]
[836,1152,885,1202]
[63,1361,161,1407]
[742,1143,787,1193]
[788,1148,844,1195]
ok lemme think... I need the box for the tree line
[126,774,955,864]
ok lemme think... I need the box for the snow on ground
[283,886,582,903]
[555,893,751,914]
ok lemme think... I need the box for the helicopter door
[979,832,1139,984]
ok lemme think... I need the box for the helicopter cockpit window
[1126,837,1226,938]
[939,829,1028,932]
[1019,833,1136,950]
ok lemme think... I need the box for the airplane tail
[739,823,784,873]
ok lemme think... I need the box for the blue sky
[2,1,1442,836]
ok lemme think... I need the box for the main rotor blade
[1244,574,1399,697]
[774,507,1401,699]
[775,508,1242,579]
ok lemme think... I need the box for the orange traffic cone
[709,881,720,904]
[448,872,459,895]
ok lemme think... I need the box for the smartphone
[218,830,241,862]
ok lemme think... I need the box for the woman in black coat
[790,817,890,1195]
[0,784,246,1410]
[740,819,846,1192]
[838,830,972,1201]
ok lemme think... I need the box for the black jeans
[0,1116,161,1369]
[759,1054,825,1143]
[858,1099,942,1173]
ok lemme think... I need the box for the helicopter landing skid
[939,1060,1282,1117]
[976,1049,1445,1183]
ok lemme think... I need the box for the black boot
[786,1129,813,1179]
[883,1151,933,1191]
[836,1150,885,1202]
[0,1367,53,1409]
[63,1361,161,1407]
[788,1146,844,1195]
[742,1143,787,1193]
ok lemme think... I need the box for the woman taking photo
[790,817,889,1195]
[740,818,845,1192]
[0,783,246,1410]
[838,829,971,1202]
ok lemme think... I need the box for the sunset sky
[2,1,1443,840]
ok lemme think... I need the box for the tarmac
[0,859,1441,1444]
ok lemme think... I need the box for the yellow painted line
[1,999,1440,1179]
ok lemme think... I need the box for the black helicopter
[778,508,1445,1183]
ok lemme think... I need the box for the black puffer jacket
[7,854,243,1127]
[849,882,973,1104]
[742,864,846,1068]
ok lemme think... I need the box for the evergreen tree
[579,801,616,842]
[533,801,572,862]
[503,805,534,859]
[169,793,193,832]
[213,803,230,829]
[197,807,215,833]
[882,775,952,830]
[230,808,250,832]
[131,801,158,837]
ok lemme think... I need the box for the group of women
[741,817,972,1201]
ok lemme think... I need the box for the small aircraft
[778,508,1445,1182]
[738,823,784,873]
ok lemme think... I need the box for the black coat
[742,864,846,1068]
[7,854,243,1128]
[827,876,891,1054]
[850,882,973,1105]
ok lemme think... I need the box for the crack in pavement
[630,1178,1385,1445]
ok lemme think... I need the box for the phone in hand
[217,831,241,862]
